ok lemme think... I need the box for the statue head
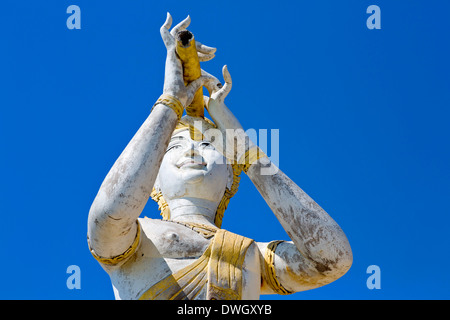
[151,116,242,227]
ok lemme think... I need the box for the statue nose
[183,143,199,157]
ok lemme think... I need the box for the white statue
[87,13,352,300]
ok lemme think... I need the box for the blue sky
[1,0,449,299]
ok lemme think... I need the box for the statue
[87,13,352,300]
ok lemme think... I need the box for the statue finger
[215,65,232,101]
[200,69,222,94]
[160,12,173,47]
[222,65,232,86]
[195,41,217,55]
[198,52,215,62]
[185,76,210,106]
[162,12,172,30]
[170,15,191,37]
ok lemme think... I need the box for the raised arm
[250,163,353,294]
[87,13,212,264]
[202,68,353,294]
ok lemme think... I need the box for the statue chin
[157,162,229,206]
[179,167,205,185]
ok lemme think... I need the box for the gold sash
[138,227,254,300]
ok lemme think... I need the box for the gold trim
[138,228,254,300]
[206,229,254,300]
[264,240,293,295]
[153,94,184,120]
[175,31,204,118]
[167,220,218,239]
[139,240,212,300]
[150,187,171,221]
[214,164,242,227]
[240,146,267,174]
[88,221,141,266]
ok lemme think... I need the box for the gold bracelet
[152,94,184,120]
[240,146,267,174]
[264,240,294,295]
[88,221,141,266]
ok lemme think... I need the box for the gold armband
[88,221,141,266]
[240,146,267,174]
[264,240,294,295]
[153,94,184,120]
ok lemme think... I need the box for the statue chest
[143,219,214,258]
[109,218,260,300]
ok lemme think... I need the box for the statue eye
[199,142,212,149]
[166,144,182,153]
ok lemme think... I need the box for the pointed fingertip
[223,64,230,76]
[183,15,191,25]
[222,65,232,84]
[163,12,172,28]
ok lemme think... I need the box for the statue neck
[167,197,218,227]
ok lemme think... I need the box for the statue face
[156,129,231,203]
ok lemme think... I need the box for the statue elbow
[335,249,353,279]
[326,246,353,281]
[328,233,353,280]
[312,245,353,283]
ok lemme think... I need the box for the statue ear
[153,174,161,192]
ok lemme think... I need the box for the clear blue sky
[1,0,449,299]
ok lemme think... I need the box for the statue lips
[176,158,206,170]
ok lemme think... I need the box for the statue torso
[104,218,261,300]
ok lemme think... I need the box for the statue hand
[199,66,253,162]
[160,13,216,107]
[203,65,232,109]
